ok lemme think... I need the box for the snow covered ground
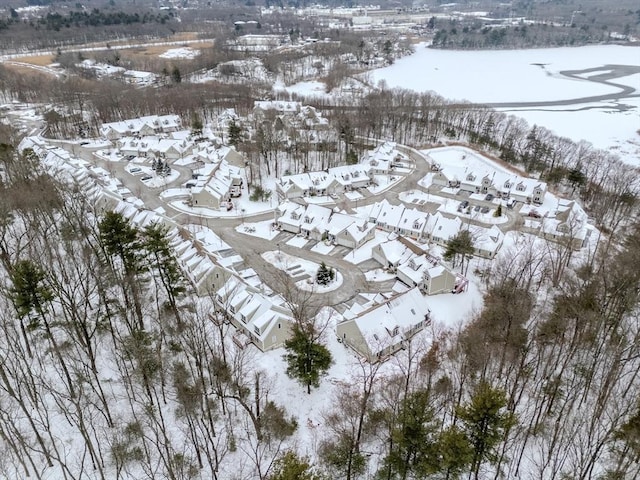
[159,47,200,59]
[370,44,638,103]
[370,44,640,166]
[262,250,344,293]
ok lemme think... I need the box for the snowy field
[370,44,640,166]
[159,47,200,59]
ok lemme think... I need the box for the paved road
[53,139,519,303]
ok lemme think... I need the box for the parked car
[129,167,142,174]
[528,210,542,218]
[506,198,515,209]
[485,193,494,201]
[460,200,469,208]
[474,205,481,212]
[481,206,490,214]
[141,174,152,181]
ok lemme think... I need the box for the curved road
[56,138,515,304]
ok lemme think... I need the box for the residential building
[191,160,244,210]
[337,287,431,362]
[215,276,295,351]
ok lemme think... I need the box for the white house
[101,115,182,140]
[191,160,244,210]
[215,276,295,351]
[337,287,431,362]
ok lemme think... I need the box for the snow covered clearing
[262,250,344,293]
[159,47,200,59]
[235,219,280,241]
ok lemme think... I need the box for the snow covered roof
[426,212,462,242]
[350,287,430,351]
[254,100,301,113]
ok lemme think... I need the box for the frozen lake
[370,44,640,166]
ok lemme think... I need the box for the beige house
[215,276,295,351]
[397,256,457,295]
[337,287,431,362]
[191,160,244,210]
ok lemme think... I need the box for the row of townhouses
[367,199,505,259]
[100,115,182,140]
[276,141,407,200]
[430,161,547,204]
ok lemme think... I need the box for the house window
[278,323,281,329]
[254,326,260,335]
[373,334,379,341]
[410,308,416,315]
[230,305,235,314]
[240,314,246,323]
[393,326,399,336]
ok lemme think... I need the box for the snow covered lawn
[159,188,191,199]
[159,47,200,59]
[344,230,394,265]
[310,241,335,255]
[365,268,397,282]
[235,220,279,241]
[344,190,364,201]
[262,251,343,293]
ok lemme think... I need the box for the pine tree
[456,381,516,480]
[98,211,146,329]
[494,203,502,217]
[142,222,186,325]
[283,326,332,394]
[268,451,324,480]
[191,112,203,137]
[316,261,332,286]
[171,66,181,83]
[435,425,474,479]
[443,229,475,272]
[228,119,242,147]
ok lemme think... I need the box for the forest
[0,113,638,479]
[0,3,639,477]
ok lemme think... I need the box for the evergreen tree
[98,211,146,329]
[380,388,438,479]
[171,66,181,84]
[435,425,474,479]
[494,203,502,217]
[142,222,186,325]
[443,229,475,273]
[190,112,203,137]
[456,381,516,480]
[268,451,324,480]
[9,259,53,326]
[228,119,242,147]
[283,326,332,394]
[316,261,333,286]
